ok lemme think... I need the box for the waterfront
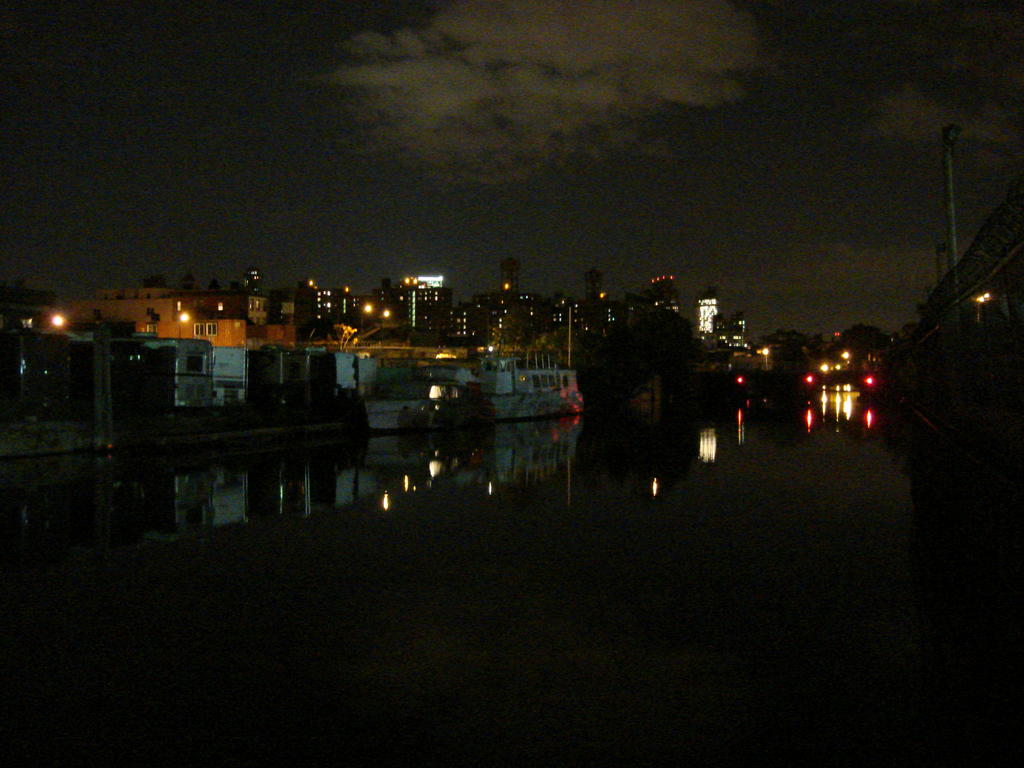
[1,393,1018,764]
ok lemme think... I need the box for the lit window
[217,302,224,311]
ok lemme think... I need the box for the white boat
[363,364,491,432]
[477,354,583,421]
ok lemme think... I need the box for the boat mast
[567,304,573,368]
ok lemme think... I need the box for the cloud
[327,0,761,181]
[871,84,1017,144]
[869,5,1023,161]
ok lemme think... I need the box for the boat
[362,363,492,432]
[476,353,583,421]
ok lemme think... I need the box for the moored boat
[477,353,583,421]
[363,363,492,432]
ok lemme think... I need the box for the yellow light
[429,460,442,477]
[819,363,830,373]
[51,314,66,328]
[599,291,607,299]
[382,309,391,318]
[363,303,373,313]
[841,351,850,360]
[759,347,770,356]
[179,312,190,323]
[308,279,315,287]
[651,477,659,497]
[381,491,390,511]
[975,292,992,303]
[403,475,410,492]
[503,282,510,290]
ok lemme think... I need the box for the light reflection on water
[1,397,890,569]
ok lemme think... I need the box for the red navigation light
[735,375,745,385]
[864,375,876,387]
[804,374,815,385]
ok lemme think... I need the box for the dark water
[1,390,1018,764]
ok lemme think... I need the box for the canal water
[1,389,1018,764]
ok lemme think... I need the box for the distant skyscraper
[697,287,718,337]
[646,275,680,313]
[500,258,520,293]
[585,268,603,301]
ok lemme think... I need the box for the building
[244,267,263,295]
[0,284,58,331]
[646,275,681,313]
[500,258,520,294]
[315,285,356,325]
[697,286,719,342]
[67,282,268,347]
[713,311,747,348]
[268,281,317,327]
[401,275,452,333]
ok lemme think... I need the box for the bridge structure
[901,172,1024,465]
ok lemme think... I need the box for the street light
[759,347,770,370]
[178,312,190,339]
[50,313,66,329]
[975,292,992,323]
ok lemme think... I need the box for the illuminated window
[217,302,224,311]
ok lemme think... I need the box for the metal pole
[935,242,947,285]
[92,323,113,451]
[567,304,573,368]
[942,124,961,273]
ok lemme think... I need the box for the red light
[735,376,745,385]
[864,376,875,387]
[804,374,815,384]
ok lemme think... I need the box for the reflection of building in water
[698,427,717,464]
[211,467,247,526]
[364,418,582,511]
[489,421,580,486]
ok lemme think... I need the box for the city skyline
[4,1,1021,336]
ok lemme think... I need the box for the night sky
[3,0,1021,336]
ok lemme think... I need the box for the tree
[578,308,695,414]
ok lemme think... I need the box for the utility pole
[92,323,113,451]
[942,124,961,275]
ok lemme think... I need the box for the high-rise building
[697,286,718,338]
[713,311,747,348]
[401,275,452,333]
[585,268,603,302]
[646,275,680,313]
[244,268,263,295]
[500,258,520,293]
